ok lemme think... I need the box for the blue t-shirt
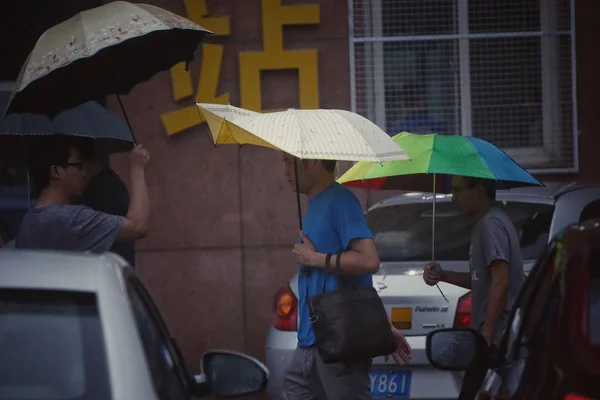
[297,183,374,347]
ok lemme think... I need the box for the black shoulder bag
[308,253,397,363]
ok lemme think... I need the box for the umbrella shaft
[294,158,303,231]
[117,95,137,144]
[431,173,436,261]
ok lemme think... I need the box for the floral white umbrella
[5,1,211,117]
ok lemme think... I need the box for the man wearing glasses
[423,176,525,400]
[14,135,150,254]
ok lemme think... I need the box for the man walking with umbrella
[14,135,150,254]
[282,155,411,400]
[423,176,525,399]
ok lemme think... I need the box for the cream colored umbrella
[197,103,409,229]
[5,1,211,117]
[197,103,409,162]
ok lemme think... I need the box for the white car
[265,182,600,399]
[0,250,269,399]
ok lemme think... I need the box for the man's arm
[442,270,472,289]
[293,190,379,275]
[481,260,509,343]
[424,263,471,289]
[304,235,380,275]
[116,145,150,242]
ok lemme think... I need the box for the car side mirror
[195,350,268,397]
[425,328,487,371]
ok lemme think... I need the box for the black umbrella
[0,101,135,157]
[4,1,211,117]
[0,100,135,208]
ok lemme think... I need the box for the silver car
[265,182,600,399]
[0,250,269,399]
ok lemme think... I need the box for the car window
[0,289,110,400]
[126,276,190,400]
[580,200,600,223]
[368,201,554,261]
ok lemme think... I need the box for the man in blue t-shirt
[281,155,411,400]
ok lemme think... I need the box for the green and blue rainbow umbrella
[338,132,542,191]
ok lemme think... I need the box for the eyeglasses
[64,162,84,171]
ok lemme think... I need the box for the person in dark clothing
[81,145,136,267]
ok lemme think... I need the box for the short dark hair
[464,177,496,200]
[300,159,337,173]
[321,160,336,173]
[27,135,87,191]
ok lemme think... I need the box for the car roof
[368,181,600,210]
[0,250,128,292]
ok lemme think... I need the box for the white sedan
[0,250,268,399]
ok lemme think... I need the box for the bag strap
[335,253,342,282]
[321,253,333,293]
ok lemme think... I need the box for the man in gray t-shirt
[16,204,124,253]
[423,176,524,400]
[468,207,524,344]
[14,135,150,256]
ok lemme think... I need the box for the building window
[350,0,576,172]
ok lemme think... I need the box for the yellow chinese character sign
[161,0,321,136]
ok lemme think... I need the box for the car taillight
[454,292,472,328]
[272,284,298,331]
[564,394,596,400]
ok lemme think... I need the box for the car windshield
[367,200,554,261]
[0,289,110,400]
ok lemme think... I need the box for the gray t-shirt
[470,207,524,344]
[15,204,124,253]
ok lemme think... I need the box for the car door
[124,272,196,400]
[481,238,563,399]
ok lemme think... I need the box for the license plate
[369,370,411,398]
[391,307,412,329]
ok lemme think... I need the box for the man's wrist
[130,165,146,176]
[308,252,326,268]
[439,269,448,283]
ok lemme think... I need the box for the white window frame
[348,0,579,174]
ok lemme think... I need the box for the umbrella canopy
[197,103,409,162]
[5,1,211,117]
[0,101,135,156]
[338,132,542,191]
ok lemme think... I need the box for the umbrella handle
[117,95,138,144]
